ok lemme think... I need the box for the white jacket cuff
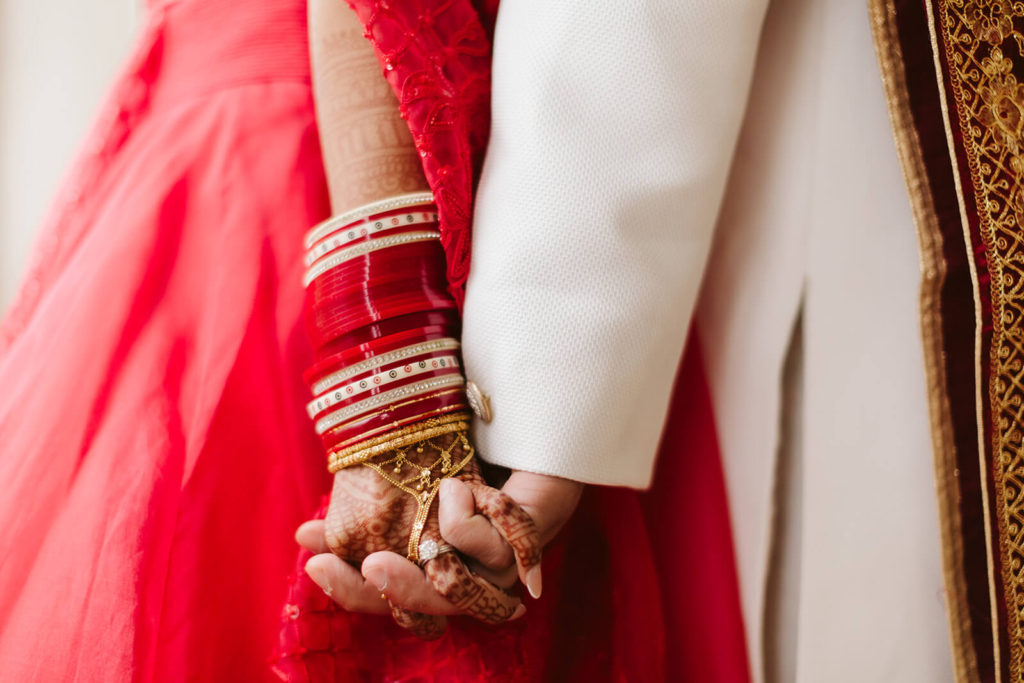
[462,0,768,488]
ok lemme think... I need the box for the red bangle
[303,323,455,387]
[309,247,448,307]
[303,229,441,288]
[301,195,470,466]
[307,244,452,350]
[308,238,444,288]
[309,288,455,349]
[315,311,459,359]
[310,264,446,311]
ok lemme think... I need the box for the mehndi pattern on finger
[424,552,521,624]
[467,484,542,572]
[389,604,447,641]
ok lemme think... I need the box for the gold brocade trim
[869,1,980,679]
[936,1,1024,678]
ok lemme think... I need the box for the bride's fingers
[423,552,523,624]
[466,559,518,590]
[304,552,390,615]
[295,519,329,554]
[467,482,543,598]
[361,551,462,615]
[438,478,515,570]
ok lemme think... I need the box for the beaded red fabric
[342,0,498,309]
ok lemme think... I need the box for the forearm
[307,0,464,550]
[302,1,537,637]
[308,0,426,210]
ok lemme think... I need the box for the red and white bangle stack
[301,192,472,473]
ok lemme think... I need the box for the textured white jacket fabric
[463,0,953,681]
[462,0,770,487]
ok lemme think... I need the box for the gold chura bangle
[326,413,471,473]
[328,404,468,453]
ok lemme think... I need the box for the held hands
[437,471,583,597]
[296,459,583,636]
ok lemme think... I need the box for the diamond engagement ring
[417,539,456,566]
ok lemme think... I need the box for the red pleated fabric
[0,0,751,681]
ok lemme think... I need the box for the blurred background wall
[0,1,138,313]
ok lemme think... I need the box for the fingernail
[509,604,527,621]
[305,563,332,597]
[364,568,387,593]
[525,566,542,599]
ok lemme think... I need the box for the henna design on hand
[462,481,542,573]
[389,604,447,641]
[423,551,520,624]
[323,430,538,638]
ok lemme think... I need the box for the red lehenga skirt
[0,0,749,681]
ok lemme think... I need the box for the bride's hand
[295,438,540,638]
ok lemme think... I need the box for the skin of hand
[437,471,584,598]
[296,436,542,638]
[297,469,583,627]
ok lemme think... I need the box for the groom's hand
[438,470,584,598]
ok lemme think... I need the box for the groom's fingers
[304,552,390,615]
[465,560,518,589]
[295,519,329,554]
[438,478,515,570]
[361,551,463,615]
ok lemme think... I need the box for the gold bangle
[328,421,466,472]
[327,413,468,470]
[327,413,471,472]
[328,404,468,452]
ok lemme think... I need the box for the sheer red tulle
[0,0,750,680]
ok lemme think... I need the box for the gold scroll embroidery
[869,1,980,678]
[940,1,1024,678]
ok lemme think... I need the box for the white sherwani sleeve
[462,0,769,488]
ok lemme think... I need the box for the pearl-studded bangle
[306,354,460,418]
[303,191,435,249]
[305,210,438,267]
[301,192,474,473]
[303,229,441,287]
[309,337,459,395]
[314,374,465,435]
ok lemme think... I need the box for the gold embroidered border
[869,2,980,679]
[936,1,1024,678]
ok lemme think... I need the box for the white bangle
[304,191,435,249]
[310,338,460,395]
[306,354,460,418]
[314,374,465,434]
[302,230,441,288]
[304,210,438,267]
